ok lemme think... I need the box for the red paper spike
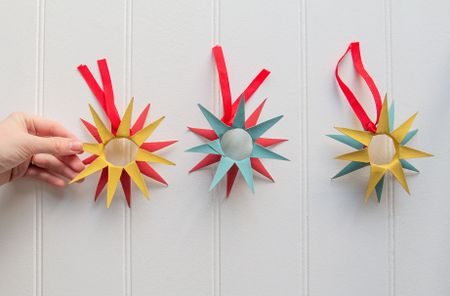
[255,138,287,147]
[140,140,177,152]
[188,127,218,140]
[95,168,108,200]
[83,154,98,165]
[226,165,239,197]
[189,154,221,173]
[120,171,131,207]
[81,118,101,143]
[136,161,168,185]
[130,104,150,136]
[245,98,267,128]
[251,158,274,182]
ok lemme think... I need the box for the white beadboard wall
[0,0,449,295]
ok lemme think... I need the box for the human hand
[0,112,85,187]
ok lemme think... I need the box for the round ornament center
[104,138,138,166]
[368,134,396,165]
[220,128,253,161]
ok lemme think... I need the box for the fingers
[24,115,77,139]
[32,153,83,180]
[25,166,66,188]
[27,135,83,156]
[58,155,85,172]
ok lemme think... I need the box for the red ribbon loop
[335,42,382,133]
[77,59,121,134]
[212,46,233,123]
[212,45,270,125]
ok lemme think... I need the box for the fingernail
[70,141,83,152]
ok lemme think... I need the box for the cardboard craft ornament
[187,45,288,196]
[70,59,176,208]
[329,42,432,202]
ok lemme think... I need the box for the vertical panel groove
[212,0,221,295]
[124,0,133,295]
[34,0,45,295]
[384,0,395,295]
[300,0,309,295]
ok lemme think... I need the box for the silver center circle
[220,128,253,161]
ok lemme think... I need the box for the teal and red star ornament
[187,45,288,196]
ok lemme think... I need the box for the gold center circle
[104,138,138,166]
[368,134,397,165]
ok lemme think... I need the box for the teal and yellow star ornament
[187,97,288,193]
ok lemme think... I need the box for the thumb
[26,135,83,156]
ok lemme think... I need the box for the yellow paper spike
[116,98,134,137]
[135,148,175,165]
[124,162,149,198]
[106,166,122,208]
[83,143,104,155]
[131,116,165,146]
[365,164,387,200]
[376,96,390,134]
[335,127,373,146]
[335,149,370,163]
[398,146,433,159]
[89,105,114,143]
[389,160,410,194]
[391,113,417,143]
[70,157,108,183]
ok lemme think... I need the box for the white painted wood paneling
[42,0,127,295]
[391,0,450,295]
[0,0,449,295]
[131,0,214,295]
[0,1,38,295]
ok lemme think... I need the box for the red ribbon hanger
[212,45,270,125]
[77,59,121,134]
[335,42,382,133]
[190,45,280,197]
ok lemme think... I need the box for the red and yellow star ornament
[70,59,176,208]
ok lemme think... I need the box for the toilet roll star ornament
[70,59,176,208]
[187,46,288,196]
[329,42,432,202]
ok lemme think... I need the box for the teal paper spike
[327,134,364,149]
[400,129,418,146]
[251,144,289,160]
[389,102,395,132]
[208,139,225,155]
[186,143,221,154]
[236,158,254,192]
[375,176,385,203]
[209,157,235,191]
[247,115,283,140]
[400,159,419,172]
[232,95,246,128]
[332,161,369,179]
[198,104,230,137]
